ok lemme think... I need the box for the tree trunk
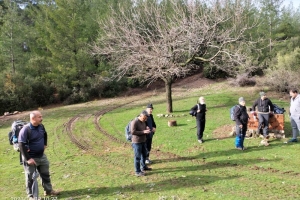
[165,79,173,113]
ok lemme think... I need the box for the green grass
[1,82,299,200]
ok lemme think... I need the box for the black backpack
[8,120,31,151]
[189,104,200,117]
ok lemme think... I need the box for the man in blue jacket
[18,111,60,199]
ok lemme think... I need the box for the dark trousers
[196,119,205,140]
[146,133,153,158]
[258,113,269,137]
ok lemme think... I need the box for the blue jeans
[132,142,147,173]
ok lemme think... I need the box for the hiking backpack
[230,105,240,121]
[273,104,286,114]
[8,120,30,151]
[189,104,200,117]
[125,118,137,142]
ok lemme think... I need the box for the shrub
[228,73,256,87]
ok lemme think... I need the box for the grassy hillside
[0,81,298,200]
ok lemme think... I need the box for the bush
[228,73,256,87]
[259,69,300,92]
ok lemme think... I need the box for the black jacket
[191,103,206,120]
[234,105,249,125]
[252,98,274,113]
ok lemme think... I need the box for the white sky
[282,0,300,9]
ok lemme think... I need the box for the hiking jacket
[252,98,274,113]
[290,94,300,116]
[234,105,249,125]
[145,114,156,138]
[131,118,147,143]
[191,103,206,120]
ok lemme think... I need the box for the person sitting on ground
[234,97,249,150]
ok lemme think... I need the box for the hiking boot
[142,166,152,171]
[288,138,298,143]
[135,172,145,177]
[44,190,60,196]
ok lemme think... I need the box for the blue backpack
[273,104,285,114]
[230,105,240,121]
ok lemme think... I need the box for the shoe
[288,138,298,143]
[198,139,203,143]
[135,172,145,177]
[236,147,243,150]
[142,166,152,171]
[145,159,151,164]
[44,190,60,196]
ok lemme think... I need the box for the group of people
[190,90,300,151]
[16,89,300,198]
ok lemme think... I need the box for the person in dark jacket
[252,91,274,146]
[234,97,249,150]
[191,96,207,143]
[131,110,152,176]
[145,103,156,164]
[18,111,60,199]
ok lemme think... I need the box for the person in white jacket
[288,89,300,142]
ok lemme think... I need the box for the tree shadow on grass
[153,141,287,164]
[58,173,241,199]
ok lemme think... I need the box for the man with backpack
[18,111,60,199]
[252,91,274,146]
[190,96,207,143]
[131,110,152,176]
[145,103,156,164]
[234,97,249,150]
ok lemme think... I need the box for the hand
[144,129,151,134]
[27,158,36,166]
[239,124,243,128]
[152,127,156,132]
[146,126,150,130]
[197,109,200,113]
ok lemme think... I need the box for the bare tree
[92,0,258,112]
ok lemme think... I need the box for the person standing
[288,89,300,142]
[234,97,249,150]
[18,111,60,199]
[252,91,274,146]
[191,96,207,143]
[145,103,156,164]
[131,110,152,176]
